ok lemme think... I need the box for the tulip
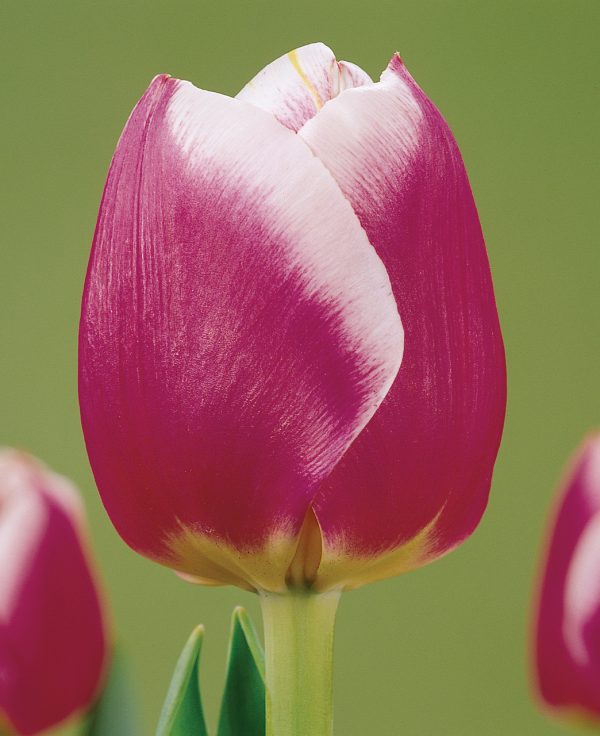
[534,435,600,726]
[80,43,505,734]
[0,450,107,735]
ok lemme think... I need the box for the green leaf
[83,646,141,736]
[156,625,208,736]
[217,606,265,736]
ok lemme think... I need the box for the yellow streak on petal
[313,512,443,592]
[561,707,600,730]
[165,522,300,593]
[287,49,324,111]
[0,712,13,734]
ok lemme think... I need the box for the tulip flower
[534,434,600,727]
[80,43,505,735]
[0,450,107,735]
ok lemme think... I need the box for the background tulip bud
[79,43,505,594]
[0,450,108,735]
[534,434,600,726]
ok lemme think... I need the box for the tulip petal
[236,43,372,132]
[535,436,600,722]
[79,75,403,591]
[0,452,107,735]
[299,55,506,587]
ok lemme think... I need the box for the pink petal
[236,43,372,132]
[79,75,402,590]
[0,451,107,735]
[299,55,506,582]
[535,435,600,722]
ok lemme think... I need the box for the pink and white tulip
[534,435,600,725]
[79,43,506,593]
[0,450,107,735]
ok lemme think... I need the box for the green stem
[259,589,341,736]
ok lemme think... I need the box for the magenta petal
[79,76,402,589]
[300,55,506,577]
[0,451,107,735]
[535,436,600,723]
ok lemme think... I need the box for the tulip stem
[259,588,341,736]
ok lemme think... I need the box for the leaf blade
[83,646,141,736]
[217,607,265,736]
[156,625,207,736]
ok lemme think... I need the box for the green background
[1,1,598,734]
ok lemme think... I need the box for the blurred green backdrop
[1,1,598,734]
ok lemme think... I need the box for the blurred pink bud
[79,43,506,593]
[0,450,108,735]
[534,435,600,725]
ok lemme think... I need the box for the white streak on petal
[0,451,83,619]
[581,439,600,507]
[563,512,600,666]
[236,43,372,131]
[338,60,373,92]
[166,81,403,424]
[299,66,423,221]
